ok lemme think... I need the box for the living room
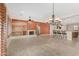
[0,3,79,56]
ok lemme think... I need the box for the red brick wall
[27,20,37,30]
[12,19,27,36]
[39,23,50,34]
[0,3,6,56]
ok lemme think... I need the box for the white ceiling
[6,3,79,24]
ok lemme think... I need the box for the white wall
[7,17,12,37]
[50,24,53,35]
[66,31,72,40]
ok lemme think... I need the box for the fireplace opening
[29,31,34,35]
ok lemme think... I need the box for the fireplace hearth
[27,30,36,36]
[29,31,34,35]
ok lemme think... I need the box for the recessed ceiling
[6,3,79,24]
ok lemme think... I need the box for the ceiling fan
[49,3,62,25]
[62,13,79,20]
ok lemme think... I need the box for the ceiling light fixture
[48,3,62,30]
[49,3,62,25]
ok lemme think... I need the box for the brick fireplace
[12,19,50,36]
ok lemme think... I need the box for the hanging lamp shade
[55,17,62,21]
[48,16,52,20]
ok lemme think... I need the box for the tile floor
[7,35,79,56]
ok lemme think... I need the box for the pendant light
[49,3,62,25]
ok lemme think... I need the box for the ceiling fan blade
[62,13,79,20]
